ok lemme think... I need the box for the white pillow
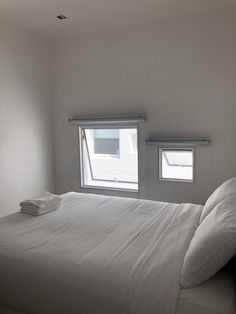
[200,177,236,223]
[180,197,236,288]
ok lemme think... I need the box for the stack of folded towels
[20,192,62,216]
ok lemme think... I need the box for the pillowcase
[180,197,236,288]
[200,177,236,223]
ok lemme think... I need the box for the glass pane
[93,129,119,155]
[130,133,137,153]
[81,127,138,190]
[93,129,119,139]
[161,149,193,181]
[164,150,193,166]
[94,138,119,155]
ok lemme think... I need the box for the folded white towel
[20,192,62,216]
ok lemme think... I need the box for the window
[80,126,139,191]
[159,148,194,182]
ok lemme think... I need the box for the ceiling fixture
[56,14,67,20]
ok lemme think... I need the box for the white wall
[51,7,236,204]
[0,22,54,217]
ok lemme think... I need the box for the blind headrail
[68,115,145,125]
[146,137,210,146]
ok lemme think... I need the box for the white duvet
[0,192,203,314]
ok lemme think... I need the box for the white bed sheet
[0,192,203,314]
[177,265,235,314]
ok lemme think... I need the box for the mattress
[177,264,236,314]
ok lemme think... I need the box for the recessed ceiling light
[56,15,67,20]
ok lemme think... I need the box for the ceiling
[0,0,235,38]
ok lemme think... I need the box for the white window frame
[159,147,195,183]
[78,123,140,193]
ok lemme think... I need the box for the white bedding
[177,264,235,314]
[1,268,235,314]
[0,192,203,314]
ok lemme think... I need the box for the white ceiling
[0,0,235,38]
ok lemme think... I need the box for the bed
[0,192,235,314]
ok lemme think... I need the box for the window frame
[158,147,195,183]
[78,123,140,193]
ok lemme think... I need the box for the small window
[80,126,139,191]
[159,148,194,182]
